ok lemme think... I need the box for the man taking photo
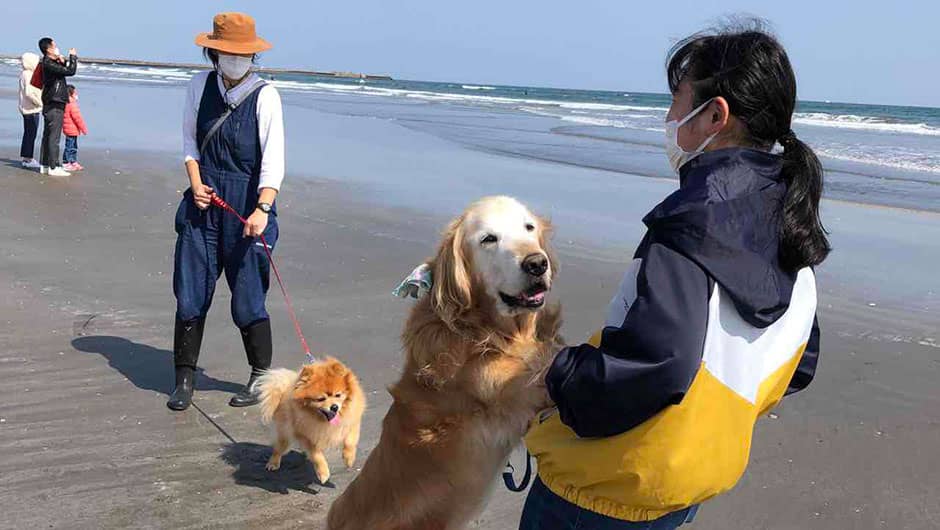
[38,37,77,177]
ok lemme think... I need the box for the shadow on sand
[73,336,330,494]
[1,158,36,170]
[71,335,243,396]
[220,442,330,495]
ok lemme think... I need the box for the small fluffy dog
[258,358,366,485]
[328,196,562,530]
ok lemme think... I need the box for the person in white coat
[18,52,43,169]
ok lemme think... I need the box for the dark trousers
[64,136,79,164]
[519,477,698,530]
[40,103,65,168]
[20,113,40,159]
[173,173,279,329]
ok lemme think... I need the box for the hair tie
[779,130,798,149]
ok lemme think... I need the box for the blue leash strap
[502,450,533,492]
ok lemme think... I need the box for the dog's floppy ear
[431,214,472,327]
[538,215,559,280]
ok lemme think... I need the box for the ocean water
[2,58,939,212]
[1,58,938,314]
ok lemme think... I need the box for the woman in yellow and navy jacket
[522,24,830,530]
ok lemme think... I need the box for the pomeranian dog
[258,357,366,485]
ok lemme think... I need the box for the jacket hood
[642,148,794,328]
[21,52,39,71]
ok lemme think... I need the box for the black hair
[202,48,259,68]
[67,84,76,95]
[667,18,830,271]
[38,37,54,55]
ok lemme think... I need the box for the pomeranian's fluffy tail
[257,368,298,424]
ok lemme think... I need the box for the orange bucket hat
[195,12,272,55]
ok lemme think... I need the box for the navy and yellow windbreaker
[526,148,820,521]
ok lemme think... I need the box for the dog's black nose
[330,404,339,413]
[521,253,549,277]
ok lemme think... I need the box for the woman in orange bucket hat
[169,13,286,411]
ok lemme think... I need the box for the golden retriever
[258,358,366,485]
[328,196,562,530]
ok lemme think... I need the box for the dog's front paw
[316,467,331,484]
[265,456,281,471]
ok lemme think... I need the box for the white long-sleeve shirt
[182,71,285,191]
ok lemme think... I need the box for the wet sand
[0,146,937,530]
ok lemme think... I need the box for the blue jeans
[63,135,78,164]
[519,478,698,530]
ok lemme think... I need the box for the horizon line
[2,52,937,111]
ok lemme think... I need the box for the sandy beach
[1,75,938,529]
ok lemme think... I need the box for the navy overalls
[173,72,278,329]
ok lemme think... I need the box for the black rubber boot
[166,366,195,411]
[229,319,272,407]
[167,317,205,411]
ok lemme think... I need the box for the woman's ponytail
[779,131,830,270]
[667,21,831,272]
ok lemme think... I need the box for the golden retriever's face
[432,196,555,320]
[464,197,554,315]
[291,358,354,424]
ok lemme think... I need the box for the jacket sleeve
[546,242,710,438]
[786,315,819,395]
[29,87,43,106]
[24,78,43,106]
[74,104,88,134]
[43,55,78,77]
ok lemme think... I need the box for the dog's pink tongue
[525,291,545,303]
[329,415,341,425]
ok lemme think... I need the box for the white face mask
[217,54,253,81]
[664,98,718,174]
[51,47,61,57]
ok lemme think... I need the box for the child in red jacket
[62,84,88,171]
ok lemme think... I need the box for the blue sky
[4,1,938,107]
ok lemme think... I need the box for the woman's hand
[191,182,214,210]
[243,209,269,238]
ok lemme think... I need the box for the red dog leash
[209,194,315,363]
